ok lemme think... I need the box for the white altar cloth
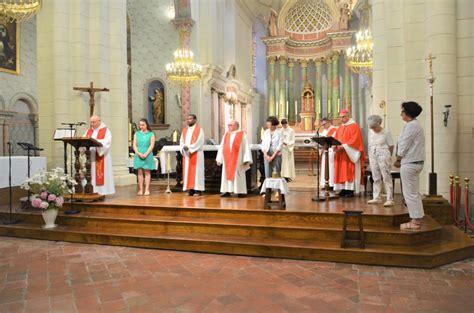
[159,144,262,174]
[0,156,47,188]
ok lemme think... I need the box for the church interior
[0,0,473,312]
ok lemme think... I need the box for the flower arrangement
[21,168,77,211]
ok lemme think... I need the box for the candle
[295,100,298,119]
[167,153,171,172]
[286,100,289,118]
[318,99,321,118]
[260,127,264,142]
[276,100,279,117]
[328,99,331,116]
[128,122,132,144]
[172,130,178,143]
[337,98,340,113]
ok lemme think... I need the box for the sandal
[400,220,421,231]
[137,191,143,196]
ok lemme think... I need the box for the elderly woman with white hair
[367,115,394,206]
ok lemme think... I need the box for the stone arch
[8,92,38,114]
[0,95,5,111]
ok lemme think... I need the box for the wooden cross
[73,82,110,117]
[424,53,436,77]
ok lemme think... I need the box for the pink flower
[40,192,48,200]
[55,197,64,207]
[47,194,57,201]
[40,201,49,209]
[31,197,42,208]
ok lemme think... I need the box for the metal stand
[3,142,19,225]
[61,122,82,214]
[165,154,172,194]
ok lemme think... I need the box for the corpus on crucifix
[73,82,110,117]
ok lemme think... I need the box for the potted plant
[21,168,76,229]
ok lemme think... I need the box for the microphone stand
[17,142,43,209]
[312,128,321,201]
[3,142,19,225]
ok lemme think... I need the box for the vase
[42,208,58,229]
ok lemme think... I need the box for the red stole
[334,122,365,184]
[327,127,337,137]
[182,125,201,189]
[223,131,244,181]
[85,127,107,186]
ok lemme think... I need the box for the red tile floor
[0,237,472,313]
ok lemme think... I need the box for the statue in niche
[301,82,314,113]
[147,80,165,125]
[339,2,350,30]
[268,9,278,37]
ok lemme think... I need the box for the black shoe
[237,194,246,198]
[193,191,202,196]
[188,189,195,196]
[343,191,354,198]
[220,192,231,197]
[338,190,347,197]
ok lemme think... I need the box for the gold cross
[424,53,436,77]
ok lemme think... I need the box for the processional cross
[73,82,110,117]
[424,53,438,196]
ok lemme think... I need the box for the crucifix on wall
[73,82,110,117]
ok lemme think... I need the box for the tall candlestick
[318,99,321,118]
[286,100,289,118]
[295,100,298,122]
[328,99,331,117]
[276,100,278,117]
[337,98,340,113]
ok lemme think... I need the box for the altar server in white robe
[180,114,205,196]
[319,118,337,187]
[216,121,252,197]
[84,115,115,195]
[280,119,296,181]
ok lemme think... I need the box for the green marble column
[315,59,322,119]
[288,59,295,124]
[301,59,308,85]
[267,56,276,116]
[332,52,340,115]
[326,56,332,117]
[343,54,351,111]
[278,56,287,120]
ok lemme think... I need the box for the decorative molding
[8,92,38,114]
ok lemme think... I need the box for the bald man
[216,120,252,197]
[84,115,115,195]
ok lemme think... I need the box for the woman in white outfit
[394,102,425,230]
[367,115,395,207]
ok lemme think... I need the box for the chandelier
[0,0,41,24]
[346,1,373,73]
[165,48,203,82]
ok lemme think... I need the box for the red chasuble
[222,131,244,181]
[327,127,337,137]
[85,127,107,186]
[333,122,365,185]
[182,125,201,190]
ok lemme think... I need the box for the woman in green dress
[133,119,156,195]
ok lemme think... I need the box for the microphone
[77,122,86,126]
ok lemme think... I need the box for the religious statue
[301,82,314,113]
[339,2,350,30]
[149,88,164,124]
[267,10,278,37]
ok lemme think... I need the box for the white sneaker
[367,199,383,204]
[383,200,394,207]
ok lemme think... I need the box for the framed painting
[0,20,20,75]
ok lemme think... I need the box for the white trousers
[400,163,424,219]
[369,148,393,201]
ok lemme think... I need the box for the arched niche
[144,78,169,129]
[7,93,39,155]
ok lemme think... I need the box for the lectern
[61,137,104,201]
[311,136,341,201]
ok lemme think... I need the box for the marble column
[288,59,295,124]
[218,93,226,141]
[211,89,219,141]
[315,59,322,119]
[278,56,287,120]
[37,0,134,185]
[343,54,351,111]
[332,52,340,115]
[267,56,276,116]
[326,56,333,117]
[300,59,308,85]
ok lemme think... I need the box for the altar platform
[0,186,473,269]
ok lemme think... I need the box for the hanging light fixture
[165,48,203,82]
[0,0,42,24]
[346,0,373,73]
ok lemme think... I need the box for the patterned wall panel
[127,0,181,139]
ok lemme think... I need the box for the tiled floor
[0,237,472,313]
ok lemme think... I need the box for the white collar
[93,123,106,131]
[343,119,355,126]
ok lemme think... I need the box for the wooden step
[0,211,442,246]
[63,202,410,227]
[0,222,471,269]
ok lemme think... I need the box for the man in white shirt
[216,121,252,197]
[261,116,283,178]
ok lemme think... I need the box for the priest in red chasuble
[333,109,365,197]
[84,115,115,195]
[180,114,205,196]
[216,120,252,198]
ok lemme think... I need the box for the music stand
[311,136,341,201]
[3,142,20,225]
[17,142,43,208]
